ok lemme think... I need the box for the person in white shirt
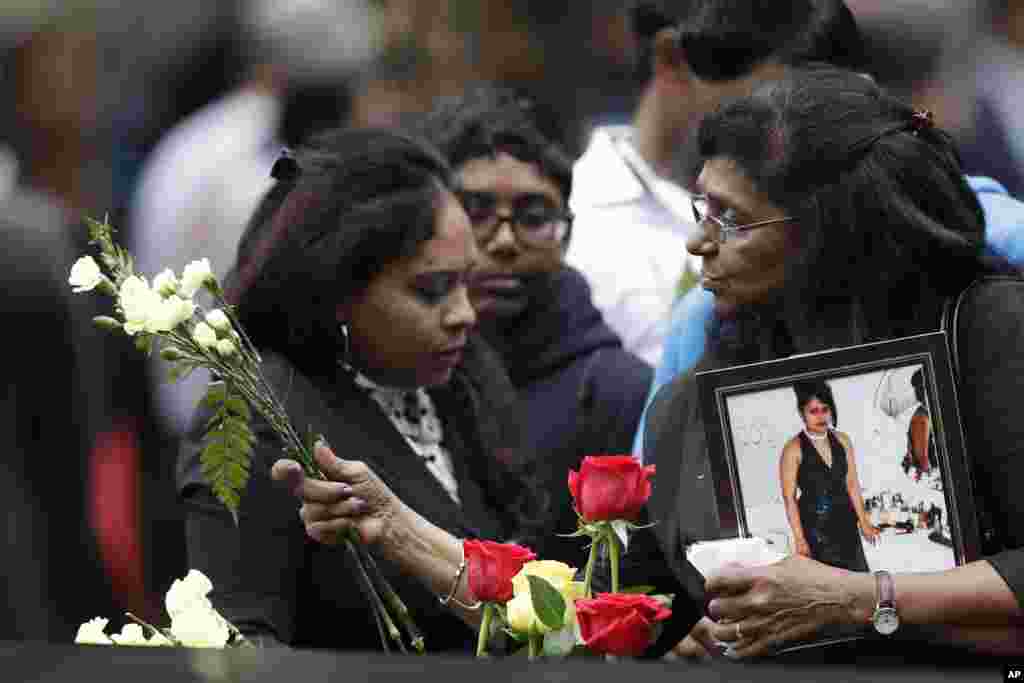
[567,2,706,366]
[130,0,374,436]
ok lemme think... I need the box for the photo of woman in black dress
[779,380,880,571]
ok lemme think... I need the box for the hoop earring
[338,321,351,366]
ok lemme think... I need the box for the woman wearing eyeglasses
[640,66,1024,660]
[780,379,878,572]
[416,86,654,570]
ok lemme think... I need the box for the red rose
[568,456,655,522]
[464,540,536,604]
[575,593,672,657]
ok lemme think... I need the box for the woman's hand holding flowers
[272,443,404,548]
[705,555,873,658]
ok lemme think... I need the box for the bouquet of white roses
[75,570,245,649]
[69,217,420,653]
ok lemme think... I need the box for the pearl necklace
[804,428,829,441]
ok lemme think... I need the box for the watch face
[873,607,900,635]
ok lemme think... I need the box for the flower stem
[582,536,600,598]
[351,534,424,653]
[609,529,621,594]
[344,539,401,652]
[528,631,542,660]
[476,603,493,658]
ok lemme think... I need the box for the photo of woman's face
[801,398,831,432]
[341,190,479,388]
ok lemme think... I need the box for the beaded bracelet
[438,542,481,610]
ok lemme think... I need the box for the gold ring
[735,622,743,640]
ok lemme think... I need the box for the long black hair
[698,67,1009,360]
[225,127,546,542]
[226,128,451,378]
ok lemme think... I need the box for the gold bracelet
[438,542,481,610]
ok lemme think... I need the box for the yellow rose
[506,560,584,635]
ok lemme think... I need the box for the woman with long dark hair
[641,67,1024,658]
[178,128,544,652]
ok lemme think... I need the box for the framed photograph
[697,331,980,577]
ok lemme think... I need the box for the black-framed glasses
[691,194,793,244]
[457,190,573,249]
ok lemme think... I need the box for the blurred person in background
[0,8,128,638]
[635,0,1024,461]
[417,86,653,570]
[948,1,1024,213]
[567,1,704,368]
[130,0,376,440]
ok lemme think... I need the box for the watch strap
[875,570,895,608]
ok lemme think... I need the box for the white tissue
[686,537,786,578]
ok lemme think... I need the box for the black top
[178,340,522,652]
[795,431,869,573]
[479,266,653,569]
[641,278,1024,661]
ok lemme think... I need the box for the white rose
[165,569,215,620]
[74,617,112,645]
[180,258,215,297]
[119,276,162,335]
[170,607,230,648]
[152,269,179,297]
[205,309,232,333]
[109,623,172,647]
[69,256,104,293]
[192,321,218,350]
[147,295,196,333]
[215,338,236,357]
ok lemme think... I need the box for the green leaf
[199,384,255,524]
[134,334,153,355]
[202,382,228,408]
[618,585,656,595]
[527,575,566,632]
[542,625,576,657]
[611,519,630,552]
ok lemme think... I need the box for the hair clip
[909,109,934,136]
[270,148,301,182]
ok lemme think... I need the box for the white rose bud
[147,295,197,333]
[118,276,162,335]
[192,322,218,350]
[205,309,232,334]
[68,256,104,293]
[166,569,216,620]
[74,617,113,645]
[215,338,236,357]
[170,608,230,649]
[180,258,215,297]
[152,269,179,297]
[110,623,171,647]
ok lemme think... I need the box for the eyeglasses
[457,190,573,250]
[691,194,793,244]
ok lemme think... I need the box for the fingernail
[351,497,366,512]
[336,483,352,494]
[707,600,719,619]
[308,524,323,542]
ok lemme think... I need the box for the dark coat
[480,266,653,569]
[178,338,523,652]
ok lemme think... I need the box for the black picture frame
[697,331,980,576]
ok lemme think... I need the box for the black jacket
[480,266,653,570]
[178,338,524,652]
